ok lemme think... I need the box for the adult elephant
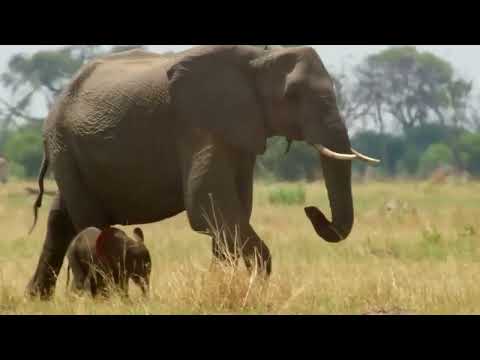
[0,156,8,184]
[26,45,379,299]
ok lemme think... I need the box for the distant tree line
[0,45,146,179]
[255,45,480,181]
[0,45,479,181]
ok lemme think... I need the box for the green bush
[7,162,26,179]
[458,132,480,176]
[268,185,306,206]
[4,125,43,179]
[418,143,454,177]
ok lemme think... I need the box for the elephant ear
[167,49,267,154]
[249,49,299,100]
[133,227,144,243]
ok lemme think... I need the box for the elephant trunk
[304,124,354,243]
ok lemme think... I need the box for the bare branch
[0,97,43,123]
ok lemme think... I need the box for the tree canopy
[0,45,479,180]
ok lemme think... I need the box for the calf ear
[133,227,144,243]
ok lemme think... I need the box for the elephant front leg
[180,134,272,277]
[26,195,77,300]
[232,152,272,275]
[208,200,271,276]
[205,203,271,276]
[210,229,241,272]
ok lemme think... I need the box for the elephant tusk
[313,144,357,161]
[350,148,381,165]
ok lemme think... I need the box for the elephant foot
[243,242,272,278]
[26,195,77,301]
[25,272,57,301]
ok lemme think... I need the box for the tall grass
[0,179,479,314]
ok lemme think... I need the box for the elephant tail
[29,144,50,235]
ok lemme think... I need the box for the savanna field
[0,178,479,315]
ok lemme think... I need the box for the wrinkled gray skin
[0,157,8,184]
[66,226,151,297]
[27,45,355,299]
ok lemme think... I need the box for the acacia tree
[351,46,474,132]
[0,46,146,122]
[0,45,147,150]
[348,46,475,171]
[332,71,374,132]
[1,46,102,113]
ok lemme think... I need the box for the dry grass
[0,178,479,314]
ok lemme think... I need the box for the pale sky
[1,45,480,116]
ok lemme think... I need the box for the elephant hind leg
[26,195,77,300]
[27,156,110,300]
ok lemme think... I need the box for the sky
[1,45,480,116]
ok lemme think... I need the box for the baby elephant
[66,226,152,297]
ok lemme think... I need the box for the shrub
[418,143,454,177]
[7,162,26,179]
[268,185,306,206]
[3,125,43,179]
[458,132,480,176]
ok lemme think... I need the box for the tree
[347,46,476,172]
[351,131,405,177]
[0,45,149,175]
[332,71,373,132]
[351,46,473,132]
[0,45,147,131]
[3,123,43,178]
[458,132,480,176]
[418,143,455,177]
[1,46,103,114]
